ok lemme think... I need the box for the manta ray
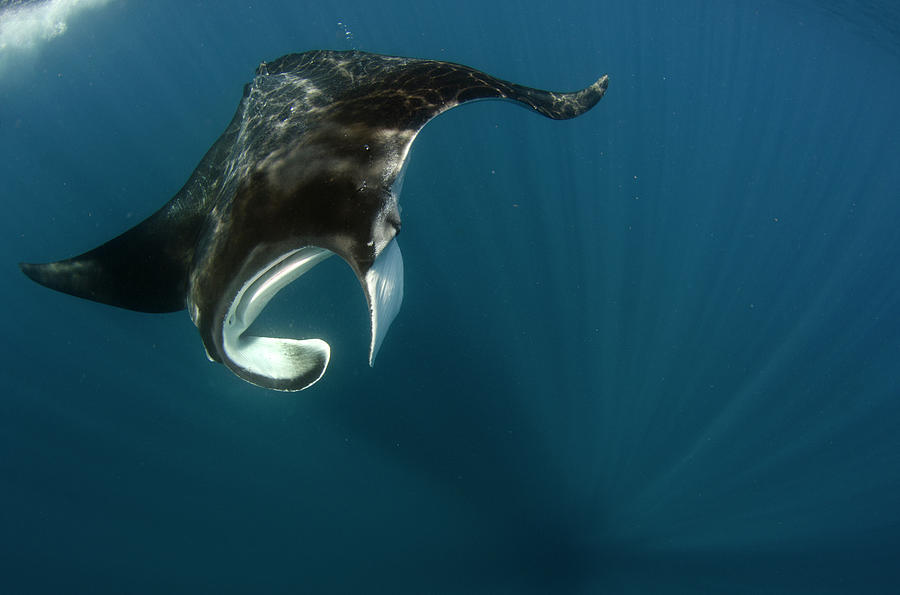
[20,50,608,391]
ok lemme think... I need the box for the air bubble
[336,20,355,47]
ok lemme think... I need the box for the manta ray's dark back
[20,49,608,390]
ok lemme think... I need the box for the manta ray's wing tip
[20,260,63,287]
[581,74,610,108]
[19,261,38,280]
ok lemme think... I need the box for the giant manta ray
[21,50,608,391]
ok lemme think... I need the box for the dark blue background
[2,0,899,592]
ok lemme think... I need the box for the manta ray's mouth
[220,239,403,391]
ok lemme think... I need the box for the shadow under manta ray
[20,50,608,391]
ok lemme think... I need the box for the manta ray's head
[186,145,407,392]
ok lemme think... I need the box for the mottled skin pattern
[20,50,608,388]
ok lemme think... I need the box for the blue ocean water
[2,0,899,592]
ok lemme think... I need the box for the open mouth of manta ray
[220,238,404,392]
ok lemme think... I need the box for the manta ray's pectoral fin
[19,199,206,313]
[19,88,241,314]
